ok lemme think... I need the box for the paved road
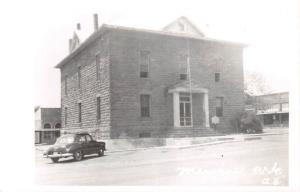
[36,133,288,186]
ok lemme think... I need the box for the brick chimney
[93,14,98,32]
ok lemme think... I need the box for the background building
[254,92,289,127]
[35,107,62,144]
[56,16,246,139]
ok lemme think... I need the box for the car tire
[51,157,59,163]
[98,148,104,156]
[73,150,83,161]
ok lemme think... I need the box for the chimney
[93,14,98,32]
[69,39,73,53]
[76,23,81,30]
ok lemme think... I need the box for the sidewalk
[35,127,288,153]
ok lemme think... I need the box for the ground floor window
[44,131,52,139]
[140,94,150,117]
[179,92,192,126]
[216,97,224,117]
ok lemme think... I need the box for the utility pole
[187,38,193,127]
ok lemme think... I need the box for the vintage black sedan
[43,132,106,163]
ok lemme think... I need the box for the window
[78,66,81,89]
[179,92,192,126]
[64,107,68,126]
[97,97,101,120]
[55,123,61,128]
[65,75,68,95]
[44,123,51,129]
[216,97,224,117]
[281,103,289,112]
[140,51,150,78]
[85,135,92,142]
[76,135,86,143]
[44,131,51,139]
[178,22,185,31]
[96,53,100,80]
[215,72,220,82]
[140,94,150,117]
[139,132,151,138]
[78,103,82,123]
[179,54,188,80]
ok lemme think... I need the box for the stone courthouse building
[55,16,246,139]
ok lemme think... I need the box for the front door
[179,93,192,126]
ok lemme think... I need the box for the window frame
[43,123,51,129]
[78,66,81,89]
[97,96,101,121]
[216,97,224,117]
[139,50,150,78]
[96,53,101,81]
[64,75,68,96]
[140,94,151,117]
[215,72,221,82]
[179,54,188,80]
[64,107,68,126]
[78,102,82,123]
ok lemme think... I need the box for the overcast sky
[34,0,298,107]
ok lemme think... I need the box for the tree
[244,71,272,96]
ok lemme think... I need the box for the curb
[35,130,287,154]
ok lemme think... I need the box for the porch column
[203,92,210,128]
[173,92,180,127]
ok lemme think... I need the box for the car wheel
[98,148,104,156]
[51,157,59,163]
[73,150,83,161]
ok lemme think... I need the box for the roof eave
[55,25,109,69]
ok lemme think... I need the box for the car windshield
[55,135,74,144]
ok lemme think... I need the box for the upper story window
[140,94,150,117]
[178,22,185,31]
[55,123,61,129]
[215,72,220,82]
[64,75,68,95]
[179,54,188,80]
[216,97,224,117]
[78,66,81,89]
[44,123,51,129]
[140,51,150,78]
[96,53,100,81]
[78,103,82,123]
[97,96,101,120]
[64,107,68,126]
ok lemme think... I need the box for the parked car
[43,132,106,163]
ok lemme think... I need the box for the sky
[34,0,298,107]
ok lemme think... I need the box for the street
[36,133,288,186]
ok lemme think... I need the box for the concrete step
[165,127,223,138]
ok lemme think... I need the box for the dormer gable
[162,16,205,37]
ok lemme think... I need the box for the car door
[77,135,89,155]
[85,135,97,154]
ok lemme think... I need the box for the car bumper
[43,153,73,158]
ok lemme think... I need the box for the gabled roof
[162,16,205,37]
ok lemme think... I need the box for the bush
[240,111,263,133]
[230,111,263,134]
